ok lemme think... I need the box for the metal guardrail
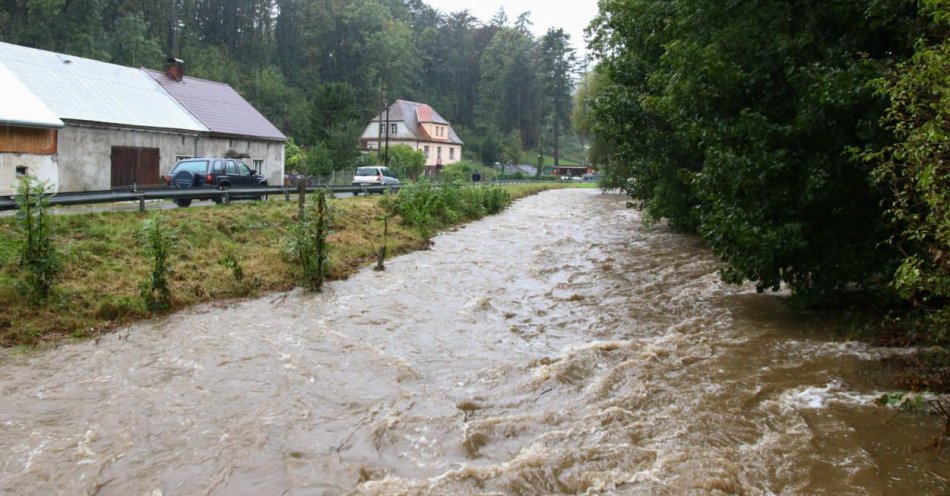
[0,180,557,212]
[0,184,398,212]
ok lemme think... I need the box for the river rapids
[0,188,946,495]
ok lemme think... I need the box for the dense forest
[585,0,949,336]
[0,0,579,172]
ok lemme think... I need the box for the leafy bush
[438,161,491,183]
[13,177,61,303]
[138,213,175,311]
[384,179,512,239]
[383,144,426,180]
[867,0,950,330]
[285,190,333,291]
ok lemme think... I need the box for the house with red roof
[359,100,463,174]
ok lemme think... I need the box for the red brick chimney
[165,58,184,82]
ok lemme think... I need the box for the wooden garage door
[110,146,160,188]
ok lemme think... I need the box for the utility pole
[384,103,391,167]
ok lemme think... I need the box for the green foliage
[539,28,577,165]
[285,190,333,291]
[385,144,426,180]
[438,161,489,183]
[12,177,61,303]
[219,252,245,282]
[243,66,309,137]
[867,0,950,325]
[588,0,921,299]
[110,13,163,67]
[477,27,543,149]
[285,138,304,173]
[383,179,511,240]
[309,82,362,144]
[875,392,949,437]
[301,142,335,178]
[138,213,175,312]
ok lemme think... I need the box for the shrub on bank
[381,179,512,240]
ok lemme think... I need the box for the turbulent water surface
[1,188,946,495]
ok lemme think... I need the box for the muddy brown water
[1,188,946,495]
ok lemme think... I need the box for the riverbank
[0,183,570,348]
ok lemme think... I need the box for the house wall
[0,124,60,194]
[419,122,450,141]
[418,142,462,167]
[57,125,199,191]
[55,124,284,192]
[194,137,285,186]
[0,153,58,195]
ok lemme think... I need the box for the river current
[0,188,946,495]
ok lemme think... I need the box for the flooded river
[1,188,946,495]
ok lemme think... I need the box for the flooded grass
[0,184,569,347]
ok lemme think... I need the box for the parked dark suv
[165,157,268,207]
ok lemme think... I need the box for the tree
[110,13,163,67]
[572,71,612,166]
[301,142,335,178]
[539,28,576,166]
[477,27,542,149]
[868,0,950,326]
[386,144,425,179]
[589,0,921,299]
[284,138,305,173]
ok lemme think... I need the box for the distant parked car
[165,157,268,207]
[352,166,399,194]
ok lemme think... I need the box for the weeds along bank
[0,181,564,347]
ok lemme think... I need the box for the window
[390,123,397,134]
[237,161,253,176]
[424,145,430,158]
[15,166,28,177]
[449,148,455,160]
[176,160,210,174]
[253,159,264,175]
[437,147,442,159]
[211,160,224,173]
[226,160,237,174]
[378,123,384,134]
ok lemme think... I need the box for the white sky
[423,0,599,57]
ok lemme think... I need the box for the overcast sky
[422,0,599,56]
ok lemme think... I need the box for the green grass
[0,183,566,347]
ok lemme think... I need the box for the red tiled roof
[416,104,434,123]
[145,69,286,141]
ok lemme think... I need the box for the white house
[359,100,463,174]
[0,42,286,194]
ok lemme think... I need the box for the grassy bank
[0,183,566,347]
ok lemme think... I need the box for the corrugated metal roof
[0,61,63,128]
[146,69,286,141]
[0,42,207,132]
